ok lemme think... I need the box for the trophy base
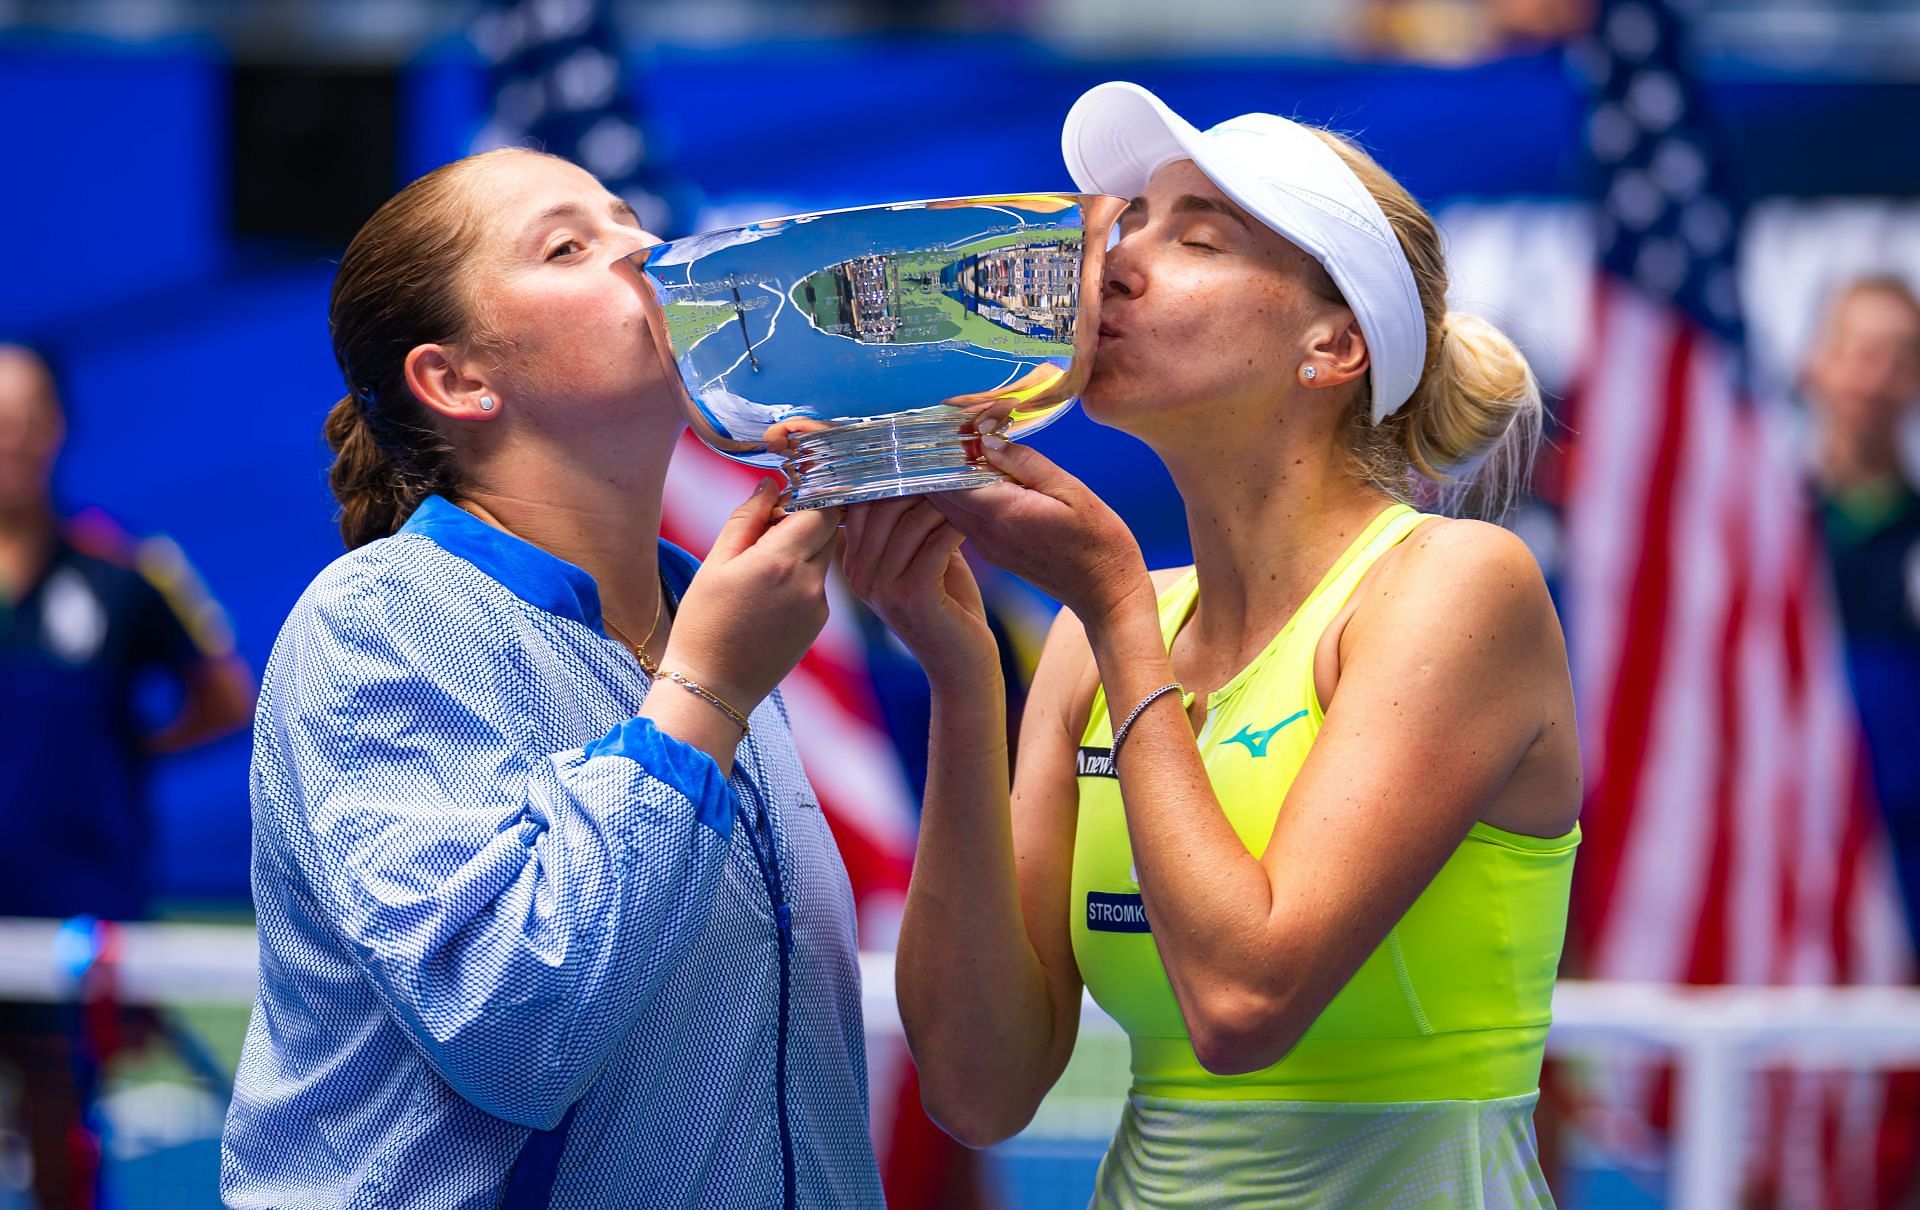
[781,409,1005,511]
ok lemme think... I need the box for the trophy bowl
[632,193,1128,510]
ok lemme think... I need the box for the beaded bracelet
[1111,682,1183,756]
[666,670,751,736]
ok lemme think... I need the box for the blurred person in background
[221,147,881,1207]
[1804,276,1920,945]
[0,342,254,916]
[1356,0,1592,63]
[841,84,1579,1207]
[0,341,253,1208]
[0,339,255,1210]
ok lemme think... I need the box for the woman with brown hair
[220,148,881,1208]
[843,84,1582,1206]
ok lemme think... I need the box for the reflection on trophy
[632,193,1127,510]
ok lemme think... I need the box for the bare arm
[841,497,1093,1146]
[638,482,842,774]
[935,443,1579,1076]
[1086,521,1572,1071]
[897,606,1093,1146]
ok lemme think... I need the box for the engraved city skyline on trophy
[633,194,1126,510]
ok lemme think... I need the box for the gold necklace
[454,499,669,675]
[604,578,665,676]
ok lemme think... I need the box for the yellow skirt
[1090,1090,1555,1209]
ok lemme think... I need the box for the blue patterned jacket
[220,495,883,1209]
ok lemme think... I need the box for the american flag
[1561,0,1913,1201]
[468,3,950,1200]
[471,0,688,235]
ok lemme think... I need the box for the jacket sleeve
[252,550,740,1129]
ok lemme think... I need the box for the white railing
[8,918,1920,1210]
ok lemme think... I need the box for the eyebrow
[1171,193,1253,230]
[1121,193,1254,233]
[528,197,642,231]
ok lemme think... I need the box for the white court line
[947,347,1034,372]
[988,362,1026,391]
[942,208,1034,249]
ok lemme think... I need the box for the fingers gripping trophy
[630,193,1128,509]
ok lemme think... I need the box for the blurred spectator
[0,342,253,1207]
[1803,277,1920,945]
[1356,0,1592,62]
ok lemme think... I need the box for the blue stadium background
[7,29,1915,907]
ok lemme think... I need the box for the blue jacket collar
[399,495,698,633]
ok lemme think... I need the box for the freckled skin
[1082,163,1332,445]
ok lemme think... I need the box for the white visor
[1062,82,1426,423]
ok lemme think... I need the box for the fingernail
[981,434,1008,451]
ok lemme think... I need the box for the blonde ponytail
[1307,128,1544,523]
[1397,311,1543,520]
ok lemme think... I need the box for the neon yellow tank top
[1070,504,1579,1105]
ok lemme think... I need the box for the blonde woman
[843,83,1581,1207]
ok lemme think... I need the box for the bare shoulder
[1344,518,1566,706]
[1362,519,1580,832]
[1326,518,1576,824]
[1376,518,1549,619]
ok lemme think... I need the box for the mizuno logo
[1222,710,1309,758]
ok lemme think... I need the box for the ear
[1303,312,1369,391]
[404,344,500,423]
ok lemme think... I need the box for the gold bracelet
[665,670,751,736]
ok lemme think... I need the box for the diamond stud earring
[1302,366,1317,381]
[479,396,496,412]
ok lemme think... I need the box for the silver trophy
[632,193,1127,510]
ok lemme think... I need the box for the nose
[1102,231,1144,300]
[614,224,662,260]
[614,232,663,283]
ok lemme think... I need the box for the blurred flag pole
[1558,0,1915,1203]
[465,4,981,1204]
